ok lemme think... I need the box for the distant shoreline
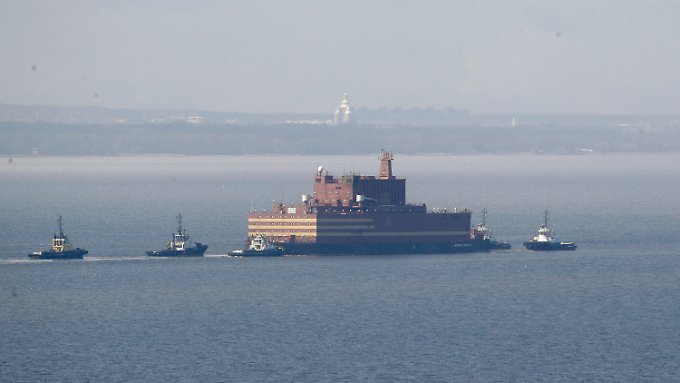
[2,120,680,156]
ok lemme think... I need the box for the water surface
[1,154,679,382]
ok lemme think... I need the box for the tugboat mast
[57,214,64,237]
[177,213,183,234]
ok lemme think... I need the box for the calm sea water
[1,154,679,382]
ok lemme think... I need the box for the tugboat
[229,235,283,257]
[146,214,208,257]
[471,208,511,251]
[29,215,88,259]
[523,210,577,251]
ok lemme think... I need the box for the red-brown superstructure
[246,151,474,255]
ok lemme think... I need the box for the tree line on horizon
[1,121,679,156]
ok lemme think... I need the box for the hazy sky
[2,1,679,114]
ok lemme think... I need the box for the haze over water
[2,154,679,381]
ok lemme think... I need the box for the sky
[1,0,679,115]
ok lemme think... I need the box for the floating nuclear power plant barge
[243,151,480,255]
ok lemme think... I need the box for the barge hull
[279,242,475,255]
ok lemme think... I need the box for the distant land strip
[1,104,679,155]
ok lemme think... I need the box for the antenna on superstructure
[543,193,549,227]
[177,213,183,234]
[57,214,64,237]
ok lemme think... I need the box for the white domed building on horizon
[333,93,354,125]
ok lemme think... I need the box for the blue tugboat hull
[472,239,512,251]
[146,243,208,257]
[492,241,512,250]
[230,248,283,257]
[28,248,88,260]
[523,241,577,251]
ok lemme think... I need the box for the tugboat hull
[523,241,577,251]
[229,248,283,257]
[486,241,512,250]
[146,243,207,257]
[471,238,512,251]
[28,248,88,260]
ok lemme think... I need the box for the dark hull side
[277,242,476,256]
[146,243,208,257]
[523,241,577,251]
[28,248,88,260]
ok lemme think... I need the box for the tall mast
[177,213,183,234]
[57,214,64,237]
[543,209,549,227]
